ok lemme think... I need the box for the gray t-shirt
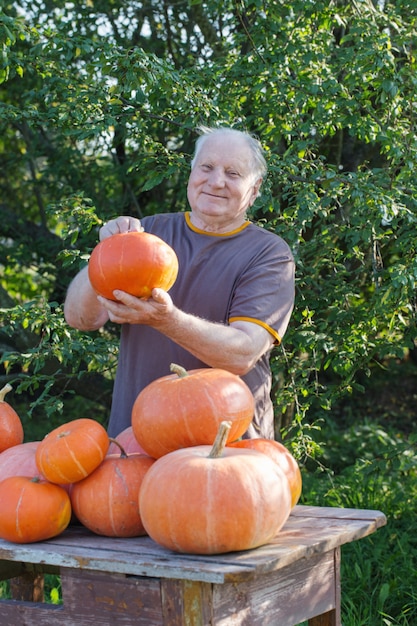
[107,212,295,440]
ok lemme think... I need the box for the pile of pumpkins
[0,365,302,555]
[0,365,301,554]
[0,228,301,554]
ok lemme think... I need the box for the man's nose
[208,168,225,186]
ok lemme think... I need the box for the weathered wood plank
[0,601,64,626]
[0,569,164,626]
[0,507,385,626]
[0,507,387,584]
[291,505,387,526]
[160,579,214,625]
[62,568,164,625]
[0,559,24,580]
[209,550,338,626]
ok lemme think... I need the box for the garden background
[1,1,416,623]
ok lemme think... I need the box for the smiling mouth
[203,192,227,199]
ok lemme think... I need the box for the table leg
[308,547,341,626]
[308,609,337,626]
[10,566,44,602]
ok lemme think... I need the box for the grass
[298,360,417,625]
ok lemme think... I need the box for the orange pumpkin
[0,384,24,453]
[0,441,41,480]
[139,421,292,554]
[0,476,71,543]
[132,364,255,459]
[71,442,155,537]
[35,418,109,484]
[228,438,302,508]
[107,426,148,456]
[88,231,179,301]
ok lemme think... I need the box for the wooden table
[0,505,386,626]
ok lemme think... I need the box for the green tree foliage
[0,0,416,444]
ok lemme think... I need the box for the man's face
[187,134,261,230]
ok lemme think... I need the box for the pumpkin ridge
[84,429,108,462]
[62,439,89,481]
[96,245,107,285]
[168,483,184,553]
[108,479,117,536]
[178,384,201,446]
[205,459,217,550]
[15,487,26,540]
[200,384,223,432]
[239,464,265,547]
[118,237,126,279]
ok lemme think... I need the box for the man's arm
[97,287,274,375]
[64,266,110,331]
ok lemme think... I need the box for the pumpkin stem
[108,437,128,458]
[170,363,188,378]
[0,383,12,403]
[208,421,232,459]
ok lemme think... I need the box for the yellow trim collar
[184,212,250,236]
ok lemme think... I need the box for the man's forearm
[91,287,273,373]
[64,267,109,331]
[154,307,270,375]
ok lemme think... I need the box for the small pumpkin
[107,426,148,456]
[0,441,41,480]
[139,421,292,555]
[0,384,24,453]
[132,364,255,459]
[228,438,302,508]
[35,418,109,484]
[0,476,71,543]
[88,231,179,301]
[71,440,155,537]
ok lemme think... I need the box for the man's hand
[97,288,173,326]
[99,216,144,240]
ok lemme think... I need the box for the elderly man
[64,127,295,439]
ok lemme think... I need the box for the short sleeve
[228,236,295,343]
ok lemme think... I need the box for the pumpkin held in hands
[0,476,71,543]
[88,231,179,301]
[0,384,24,453]
[35,418,109,484]
[139,421,292,554]
[228,438,302,508]
[132,364,255,459]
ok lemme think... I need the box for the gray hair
[191,126,267,183]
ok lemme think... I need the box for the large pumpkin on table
[71,444,155,537]
[88,231,179,301]
[35,418,109,484]
[132,364,254,459]
[228,438,302,508]
[139,422,292,555]
[0,384,24,453]
[0,476,71,543]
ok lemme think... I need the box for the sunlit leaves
[0,0,416,445]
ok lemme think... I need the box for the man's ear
[250,178,263,204]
